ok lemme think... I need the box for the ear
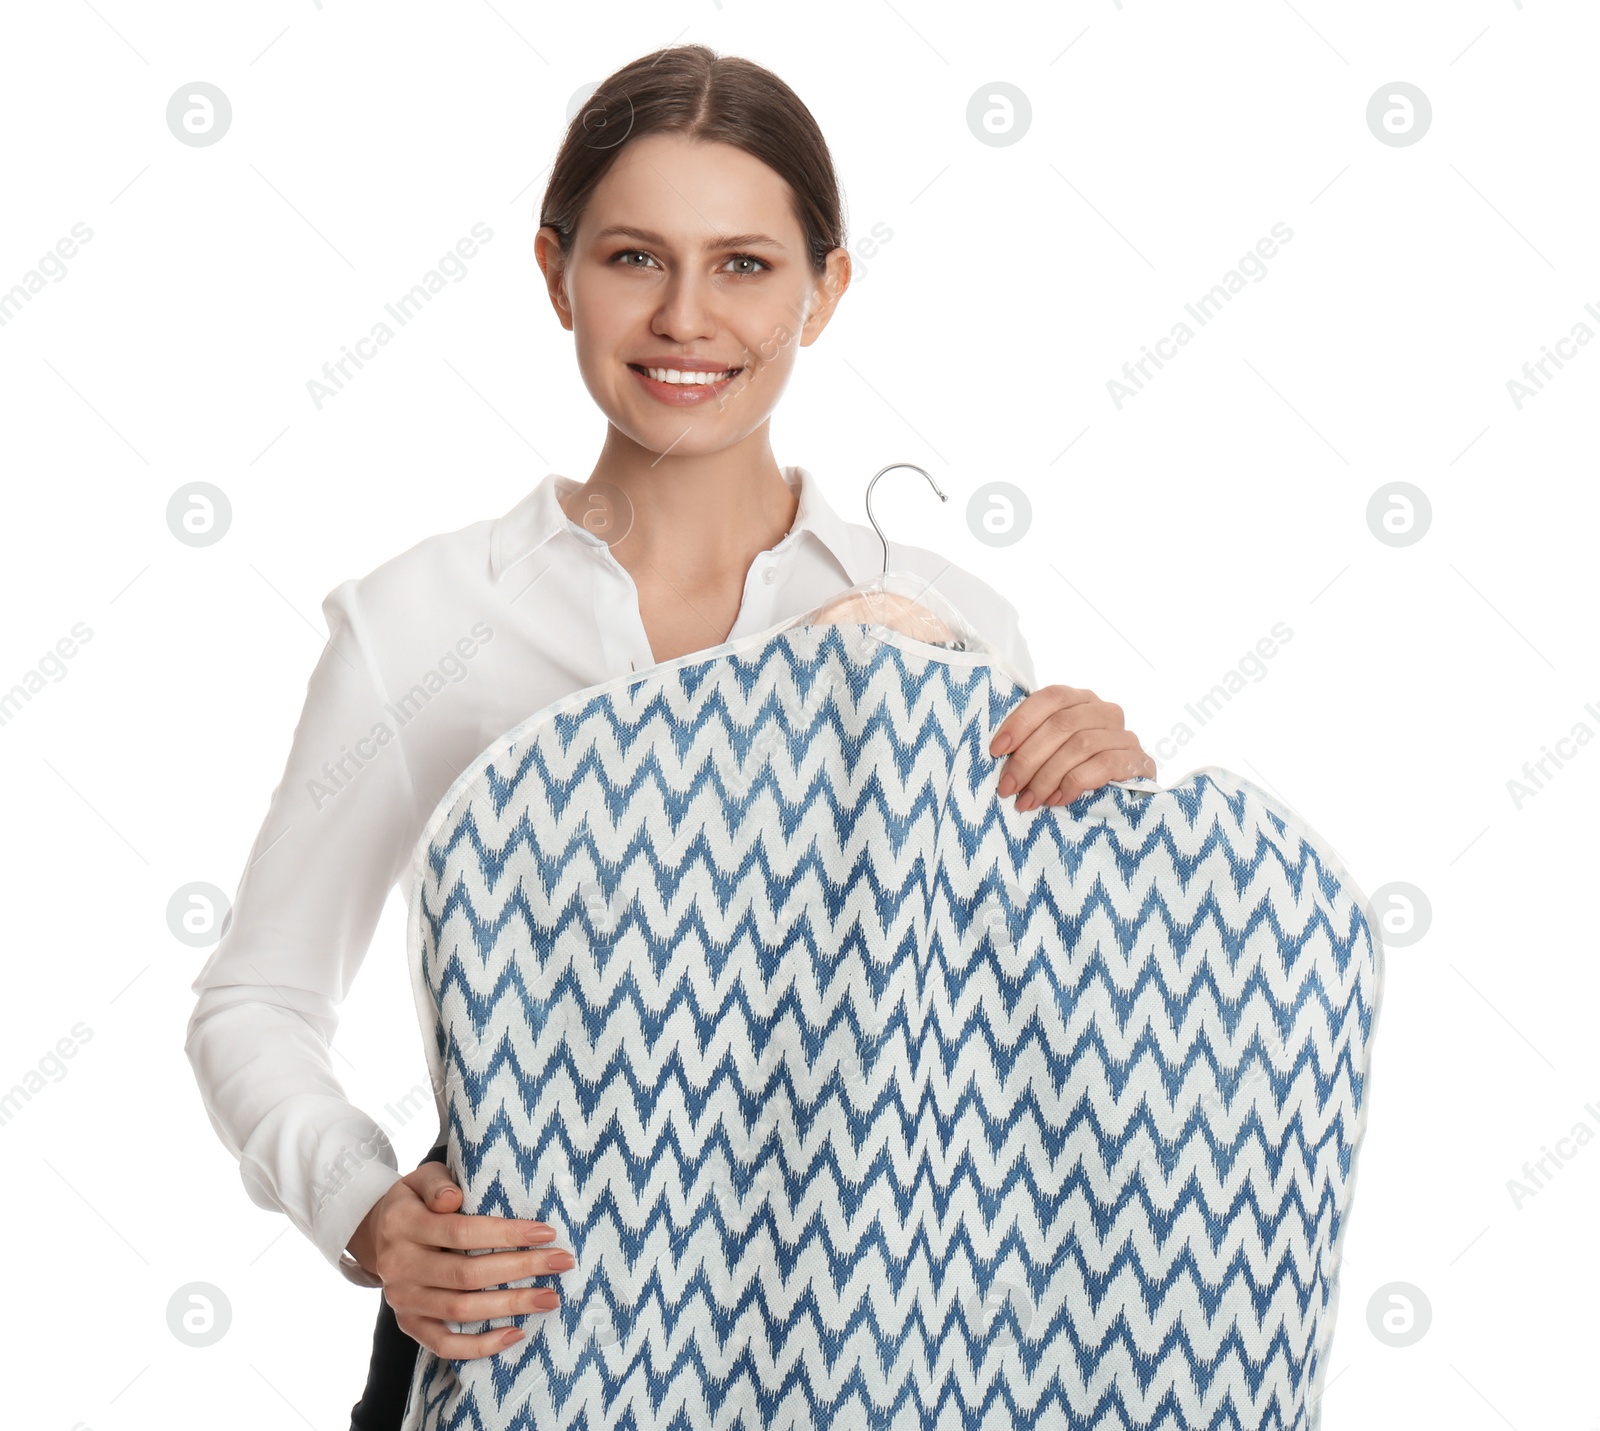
[535,225,575,332]
[798,247,852,348]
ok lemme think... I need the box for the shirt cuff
[309,1154,404,1287]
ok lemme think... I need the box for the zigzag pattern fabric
[400,618,1382,1430]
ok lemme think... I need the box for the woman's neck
[565,427,799,588]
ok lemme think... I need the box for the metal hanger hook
[865,463,948,575]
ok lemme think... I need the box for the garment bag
[399,572,1384,1431]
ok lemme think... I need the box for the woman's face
[537,131,849,460]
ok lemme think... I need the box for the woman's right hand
[346,1159,574,1359]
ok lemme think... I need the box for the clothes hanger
[865,462,947,577]
[800,462,983,652]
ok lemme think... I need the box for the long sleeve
[185,579,423,1287]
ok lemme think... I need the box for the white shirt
[184,465,1036,1287]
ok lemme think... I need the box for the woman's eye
[615,249,658,269]
[723,254,770,276]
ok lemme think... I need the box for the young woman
[185,42,1155,1429]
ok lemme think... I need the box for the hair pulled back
[540,44,846,275]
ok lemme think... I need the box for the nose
[651,268,717,345]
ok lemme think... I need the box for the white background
[1,1,1596,1427]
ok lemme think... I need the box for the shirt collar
[489,466,878,586]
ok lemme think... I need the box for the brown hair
[539,44,846,276]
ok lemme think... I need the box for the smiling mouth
[627,364,743,386]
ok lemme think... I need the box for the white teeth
[643,366,735,385]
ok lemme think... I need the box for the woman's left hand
[990,685,1156,811]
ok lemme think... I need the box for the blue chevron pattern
[399,617,1381,1430]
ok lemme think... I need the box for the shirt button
[762,565,776,585]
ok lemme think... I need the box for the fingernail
[528,1223,556,1239]
[500,1330,524,1347]
[998,775,1014,796]
[1017,792,1034,811]
[548,1251,576,1271]
[992,733,1013,754]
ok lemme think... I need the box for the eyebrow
[590,224,786,252]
